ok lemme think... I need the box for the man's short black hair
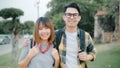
[64,2,81,15]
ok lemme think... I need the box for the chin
[42,37,49,40]
[69,25,75,27]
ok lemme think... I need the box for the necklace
[37,43,51,54]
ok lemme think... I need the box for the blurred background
[0,0,120,68]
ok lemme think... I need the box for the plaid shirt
[57,29,96,68]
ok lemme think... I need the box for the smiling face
[38,23,51,42]
[34,17,55,43]
[63,7,81,28]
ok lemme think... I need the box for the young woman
[18,17,59,68]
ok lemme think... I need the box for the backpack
[54,28,85,51]
[30,38,36,48]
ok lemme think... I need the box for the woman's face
[38,23,51,42]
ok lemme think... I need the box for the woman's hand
[52,48,60,68]
[28,46,39,57]
[23,38,30,47]
[52,48,59,60]
[18,46,39,68]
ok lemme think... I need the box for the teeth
[42,34,48,37]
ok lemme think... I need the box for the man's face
[63,7,81,28]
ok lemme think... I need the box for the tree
[46,0,99,37]
[0,21,5,34]
[98,0,119,32]
[46,0,120,37]
[0,20,14,34]
[23,21,35,34]
[0,8,24,62]
[99,14,115,32]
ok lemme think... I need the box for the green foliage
[98,15,115,32]
[77,2,98,36]
[0,20,25,34]
[0,8,24,35]
[46,0,100,36]
[0,20,34,35]
[46,0,120,36]
[1,20,13,34]
[96,0,119,32]
[52,13,65,29]
[0,8,23,19]
[23,21,34,34]
[0,21,5,34]
[103,0,119,15]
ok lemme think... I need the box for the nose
[70,15,74,19]
[42,28,47,32]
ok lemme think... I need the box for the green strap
[79,29,85,51]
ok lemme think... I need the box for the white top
[19,42,54,68]
[65,30,78,68]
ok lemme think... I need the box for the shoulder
[55,29,64,34]
[79,29,91,39]
[85,31,90,36]
[80,29,90,36]
[79,29,89,36]
[55,29,64,39]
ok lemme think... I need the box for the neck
[66,26,77,33]
[39,40,48,44]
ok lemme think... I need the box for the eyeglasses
[65,13,79,18]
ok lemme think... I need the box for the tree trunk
[11,33,19,62]
[94,16,103,43]
[102,32,113,43]
[118,3,120,41]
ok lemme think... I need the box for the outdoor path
[0,38,24,56]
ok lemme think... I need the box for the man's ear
[63,15,65,21]
[78,16,81,21]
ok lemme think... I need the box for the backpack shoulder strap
[79,29,85,51]
[53,29,64,49]
[30,38,36,48]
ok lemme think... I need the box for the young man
[54,2,96,68]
